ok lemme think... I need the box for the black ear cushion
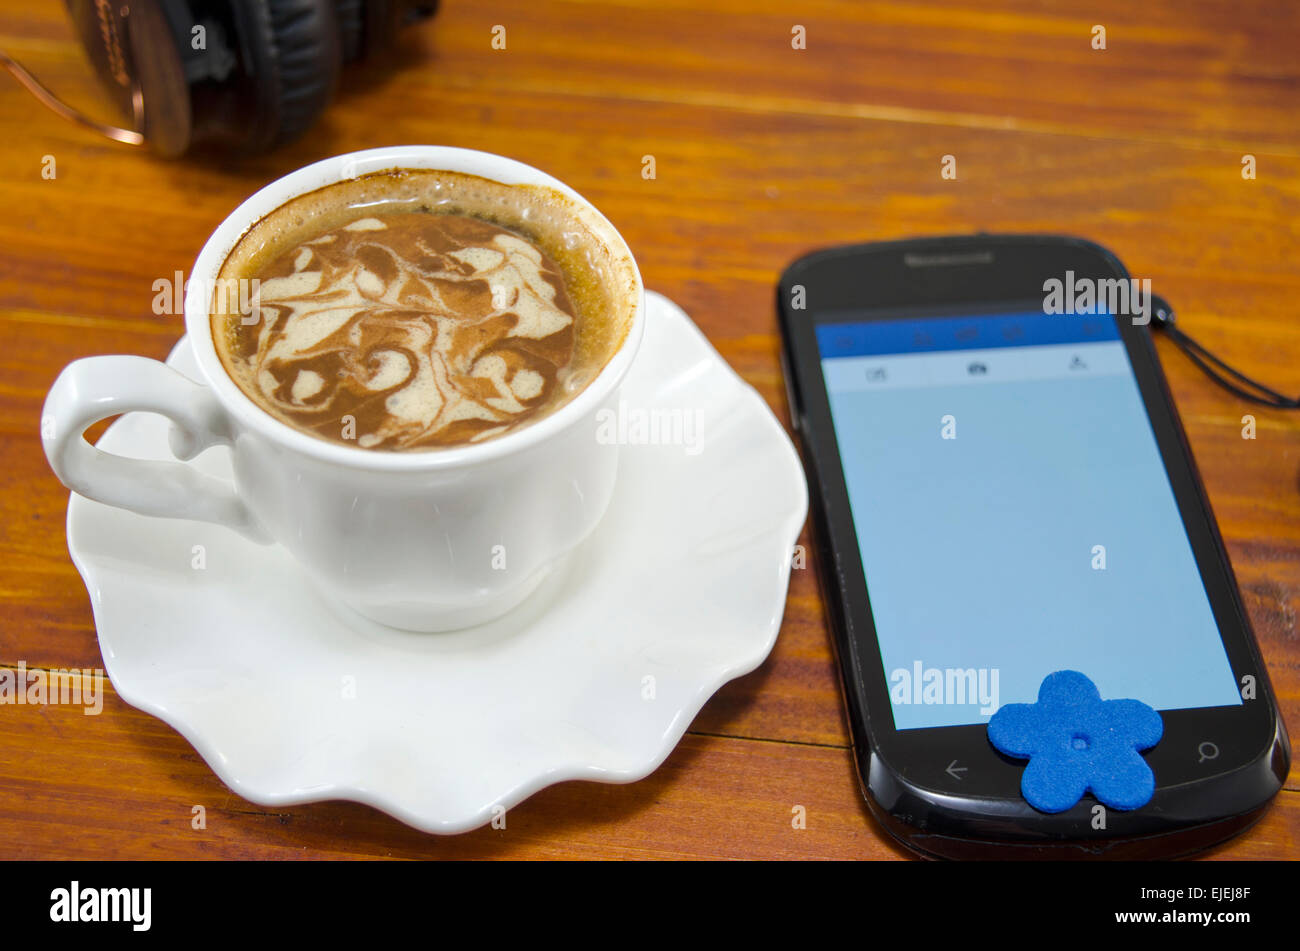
[254,0,342,149]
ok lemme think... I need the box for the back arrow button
[946,760,968,781]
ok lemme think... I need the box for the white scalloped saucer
[65,291,808,834]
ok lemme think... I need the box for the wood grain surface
[0,0,1296,859]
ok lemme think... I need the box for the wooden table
[1,0,1296,860]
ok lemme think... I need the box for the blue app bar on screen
[815,311,1118,359]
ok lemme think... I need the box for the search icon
[1197,741,1220,763]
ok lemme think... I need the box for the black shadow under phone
[777,234,1289,859]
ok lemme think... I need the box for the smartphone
[777,234,1290,859]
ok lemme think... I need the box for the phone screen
[816,309,1242,731]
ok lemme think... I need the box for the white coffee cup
[42,146,645,631]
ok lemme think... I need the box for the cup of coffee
[42,146,645,631]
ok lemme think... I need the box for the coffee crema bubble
[211,168,637,451]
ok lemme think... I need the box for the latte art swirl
[240,212,580,449]
[212,169,637,452]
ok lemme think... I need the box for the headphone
[4,1,437,157]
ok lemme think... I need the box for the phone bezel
[778,233,1288,845]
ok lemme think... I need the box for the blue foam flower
[987,670,1163,813]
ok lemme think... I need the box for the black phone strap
[1151,295,1300,409]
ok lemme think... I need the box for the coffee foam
[239,213,577,449]
[212,168,638,450]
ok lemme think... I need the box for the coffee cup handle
[42,355,270,543]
